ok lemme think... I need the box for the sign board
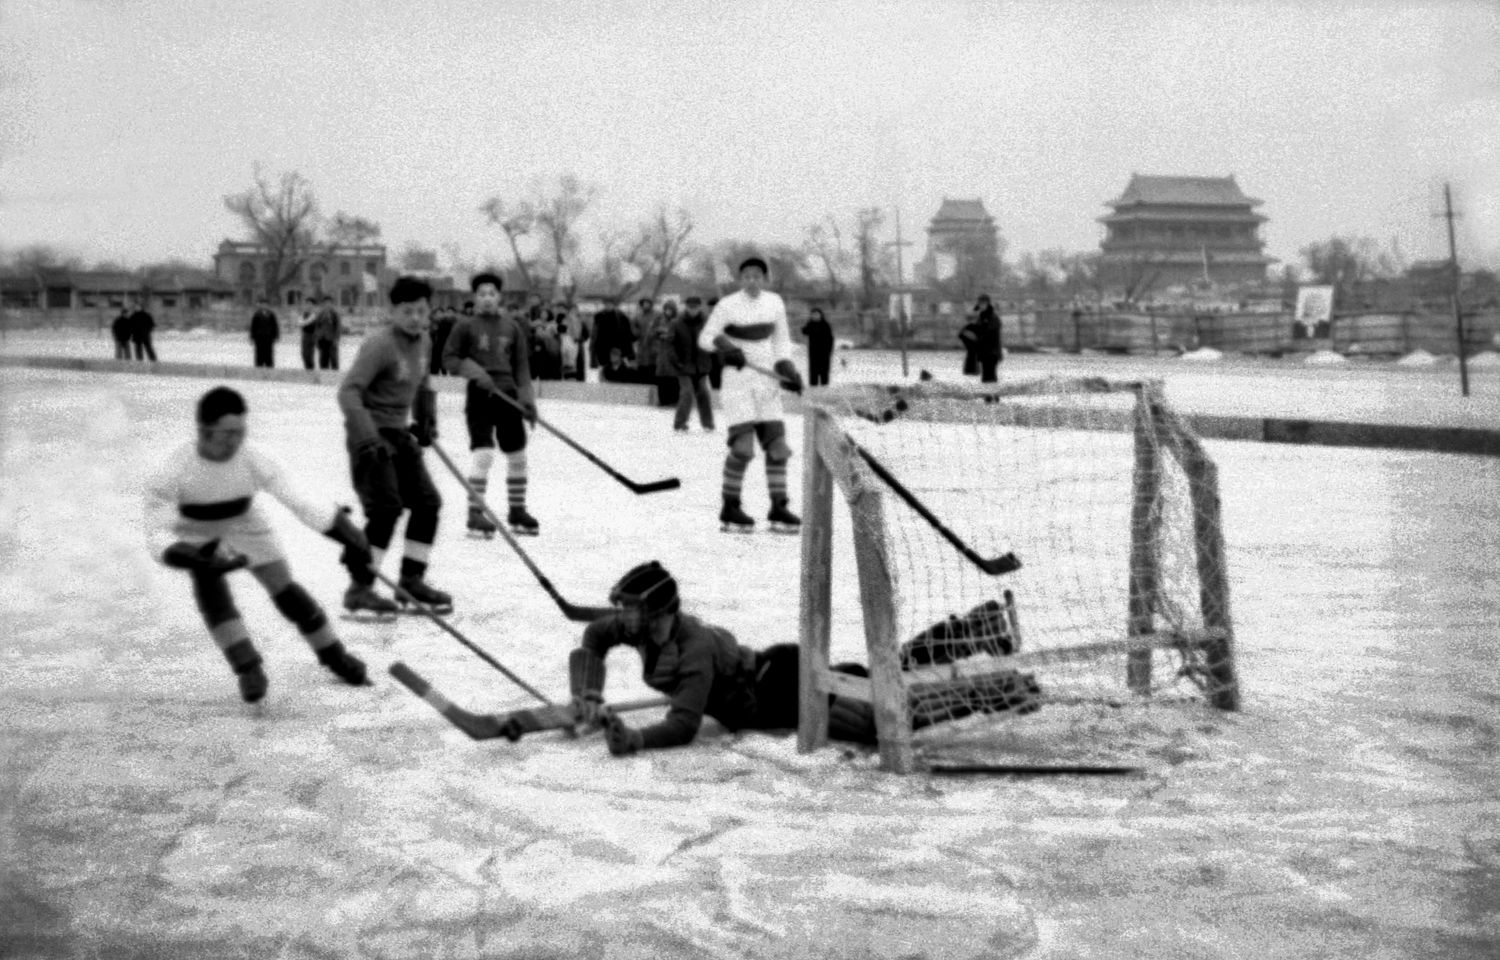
[1295,285,1334,326]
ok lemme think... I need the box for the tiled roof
[1110,175,1260,208]
[931,198,993,223]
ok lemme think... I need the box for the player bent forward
[338,275,451,614]
[571,562,1042,756]
[145,386,374,702]
[698,256,804,533]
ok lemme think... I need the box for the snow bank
[1396,350,1439,367]
[1179,347,1223,363]
[1466,350,1500,369]
[1302,349,1347,365]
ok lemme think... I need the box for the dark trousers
[253,340,275,368]
[809,355,830,387]
[349,430,443,578]
[132,336,157,362]
[113,339,131,360]
[317,339,339,370]
[301,332,316,370]
[674,374,714,430]
[748,643,802,729]
[979,357,999,383]
[655,375,679,407]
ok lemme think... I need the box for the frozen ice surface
[1,331,1498,959]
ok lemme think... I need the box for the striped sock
[767,461,788,503]
[400,539,432,580]
[506,451,527,510]
[722,451,750,502]
[470,476,487,510]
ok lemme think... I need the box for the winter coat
[250,308,280,342]
[591,307,634,366]
[668,311,714,377]
[802,316,835,363]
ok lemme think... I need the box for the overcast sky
[1,0,1496,275]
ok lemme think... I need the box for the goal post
[797,376,1240,774]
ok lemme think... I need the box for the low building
[213,240,388,309]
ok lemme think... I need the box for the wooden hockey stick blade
[927,764,1143,776]
[499,695,672,741]
[486,389,680,495]
[388,662,507,740]
[975,552,1023,576]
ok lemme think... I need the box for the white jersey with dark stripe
[144,441,337,562]
[698,289,793,428]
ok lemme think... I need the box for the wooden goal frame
[796,377,1240,773]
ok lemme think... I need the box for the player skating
[697,256,804,534]
[338,275,452,615]
[144,386,374,702]
[442,272,540,537]
[568,563,1040,756]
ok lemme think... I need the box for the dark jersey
[337,326,434,449]
[581,613,760,748]
[443,312,534,402]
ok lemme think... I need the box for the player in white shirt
[144,386,375,703]
[697,256,805,532]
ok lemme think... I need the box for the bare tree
[224,165,320,302]
[597,227,653,301]
[715,241,810,296]
[802,216,853,308]
[326,212,382,247]
[479,197,538,293]
[854,207,890,310]
[5,243,83,273]
[638,205,696,299]
[532,174,597,300]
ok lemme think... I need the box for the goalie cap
[609,561,679,617]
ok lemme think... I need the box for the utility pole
[888,207,914,377]
[1441,183,1469,397]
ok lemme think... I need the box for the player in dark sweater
[337,276,448,615]
[442,272,539,537]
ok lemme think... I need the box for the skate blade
[466,530,497,540]
[398,602,455,616]
[341,611,399,624]
[509,527,539,537]
[768,524,801,535]
[720,523,755,534]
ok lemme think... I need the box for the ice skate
[397,575,454,614]
[316,641,370,686]
[507,506,540,537]
[767,498,801,535]
[720,497,755,534]
[342,582,399,622]
[466,505,497,539]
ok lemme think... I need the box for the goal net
[795,376,1240,773]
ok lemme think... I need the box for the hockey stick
[927,764,1143,777]
[389,661,668,742]
[430,442,614,624]
[485,388,680,494]
[742,362,1020,577]
[369,568,554,705]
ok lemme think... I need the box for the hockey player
[572,562,1041,756]
[338,275,451,614]
[145,386,373,703]
[442,271,540,537]
[697,256,804,533]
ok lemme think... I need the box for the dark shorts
[726,420,790,460]
[465,383,528,454]
[351,429,441,516]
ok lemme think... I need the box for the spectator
[591,295,634,369]
[249,298,280,368]
[669,296,715,432]
[299,304,317,370]
[706,297,724,390]
[429,305,456,376]
[802,307,835,387]
[971,294,1003,383]
[314,296,342,370]
[561,304,589,381]
[649,300,680,407]
[111,306,132,360]
[128,298,158,362]
[633,298,659,378]
[599,347,642,384]
[529,312,563,380]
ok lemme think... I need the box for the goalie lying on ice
[573,562,1041,756]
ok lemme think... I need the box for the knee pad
[728,432,756,462]
[191,571,240,628]
[828,695,878,744]
[272,583,327,633]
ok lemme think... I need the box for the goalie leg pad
[828,695,878,744]
[568,648,607,699]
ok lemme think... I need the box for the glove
[323,507,371,571]
[773,359,804,395]
[602,709,644,757]
[353,435,392,466]
[163,538,249,575]
[410,416,437,448]
[519,399,538,427]
[721,346,747,370]
[571,691,606,730]
[473,373,498,395]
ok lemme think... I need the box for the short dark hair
[197,385,246,424]
[739,256,768,276]
[322,295,334,303]
[389,276,434,306]
[685,296,703,307]
[471,272,504,293]
[638,298,653,308]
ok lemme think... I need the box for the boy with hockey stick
[144,386,373,702]
[697,256,804,533]
[571,563,1040,757]
[338,275,452,616]
[442,272,540,537]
